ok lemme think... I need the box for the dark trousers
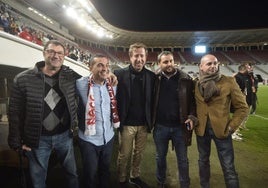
[196,126,239,188]
[153,124,190,188]
[78,137,114,188]
[251,93,257,113]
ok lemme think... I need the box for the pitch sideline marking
[253,114,268,121]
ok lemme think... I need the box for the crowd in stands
[0,2,92,66]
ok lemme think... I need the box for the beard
[163,66,176,75]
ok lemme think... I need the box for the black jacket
[234,72,248,94]
[8,61,81,149]
[114,65,155,132]
[152,69,197,146]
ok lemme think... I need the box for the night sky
[91,0,268,32]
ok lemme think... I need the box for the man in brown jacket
[194,54,248,188]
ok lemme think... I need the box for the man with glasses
[194,54,248,188]
[8,40,80,188]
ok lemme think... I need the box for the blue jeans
[153,124,190,188]
[79,137,114,188]
[196,126,239,188]
[25,130,79,188]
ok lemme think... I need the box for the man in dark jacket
[8,40,80,188]
[232,64,248,141]
[245,63,259,115]
[114,42,155,188]
[152,51,197,188]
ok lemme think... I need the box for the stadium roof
[13,0,268,48]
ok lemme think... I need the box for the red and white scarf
[85,76,120,136]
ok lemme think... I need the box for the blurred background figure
[245,63,259,115]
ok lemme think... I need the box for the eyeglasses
[45,49,65,57]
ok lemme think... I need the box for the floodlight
[194,45,206,54]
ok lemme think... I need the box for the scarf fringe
[113,122,120,128]
[84,125,96,136]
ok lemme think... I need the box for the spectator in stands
[76,54,120,188]
[32,30,43,46]
[42,32,50,45]
[114,42,155,188]
[68,49,79,61]
[152,51,197,188]
[0,11,4,31]
[245,63,259,115]
[46,33,54,40]
[194,54,248,188]
[0,13,9,33]
[18,26,33,42]
[8,40,80,188]
[9,16,19,35]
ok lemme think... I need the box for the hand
[15,144,31,153]
[108,72,118,86]
[184,119,193,130]
[22,144,31,151]
[229,127,235,134]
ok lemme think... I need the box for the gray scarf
[198,69,221,102]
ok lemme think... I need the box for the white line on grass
[254,114,268,120]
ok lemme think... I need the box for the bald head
[200,54,218,65]
[199,54,219,75]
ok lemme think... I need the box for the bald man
[194,54,248,188]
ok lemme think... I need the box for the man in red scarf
[76,54,119,188]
